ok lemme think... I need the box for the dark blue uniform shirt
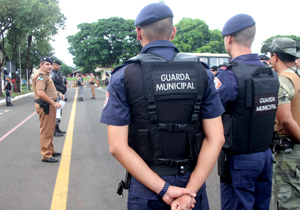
[100,40,224,201]
[100,40,224,125]
[216,54,272,210]
[215,53,264,108]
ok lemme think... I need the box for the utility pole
[19,46,22,93]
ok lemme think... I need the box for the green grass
[1,84,32,98]
[67,77,90,81]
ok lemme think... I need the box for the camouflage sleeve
[278,76,294,106]
[50,70,55,80]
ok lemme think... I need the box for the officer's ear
[136,27,142,41]
[169,26,177,41]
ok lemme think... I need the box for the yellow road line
[51,91,78,210]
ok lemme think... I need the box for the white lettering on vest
[259,96,276,104]
[157,73,194,91]
[256,104,277,112]
[160,73,191,82]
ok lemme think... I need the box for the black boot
[54,125,64,137]
[6,102,9,106]
[57,124,65,133]
[9,102,14,106]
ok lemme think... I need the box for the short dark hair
[272,52,297,63]
[141,18,173,41]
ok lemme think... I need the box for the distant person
[216,14,279,210]
[32,57,63,163]
[89,72,95,99]
[3,76,13,106]
[62,74,68,102]
[77,75,83,101]
[259,54,272,67]
[50,59,66,137]
[262,37,300,210]
[104,72,110,86]
[211,65,218,76]
[296,57,300,69]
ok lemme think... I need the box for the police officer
[89,72,95,99]
[77,74,83,101]
[100,3,225,210]
[211,65,218,76]
[215,14,279,209]
[3,76,13,106]
[104,72,110,86]
[262,37,300,210]
[32,57,63,162]
[259,54,272,67]
[50,59,66,136]
[62,74,68,102]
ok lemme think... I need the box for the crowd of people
[100,3,300,210]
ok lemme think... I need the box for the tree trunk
[0,76,2,97]
[24,35,32,91]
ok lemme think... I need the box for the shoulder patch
[38,77,44,81]
[214,77,222,90]
[103,92,109,108]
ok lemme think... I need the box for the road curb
[0,92,34,105]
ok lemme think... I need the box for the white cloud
[51,0,299,66]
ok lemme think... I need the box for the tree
[172,18,226,53]
[67,17,141,73]
[60,63,74,76]
[0,0,22,96]
[261,35,300,53]
[1,0,66,92]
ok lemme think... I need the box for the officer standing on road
[89,72,95,99]
[3,76,13,106]
[100,3,225,210]
[32,57,63,163]
[215,14,279,209]
[62,74,68,102]
[50,59,66,137]
[262,37,300,210]
[77,74,83,101]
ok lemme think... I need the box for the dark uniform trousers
[35,103,56,160]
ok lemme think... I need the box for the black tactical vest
[118,53,208,176]
[51,70,66,94]
[222,62,279,154]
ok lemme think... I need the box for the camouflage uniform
[77,77,83,100]
[272,68,300,210]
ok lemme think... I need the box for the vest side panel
[276,72,300,135]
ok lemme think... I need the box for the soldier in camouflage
[77,74,83,101]
[262,37,300,210]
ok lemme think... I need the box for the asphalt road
[0,86,222,210]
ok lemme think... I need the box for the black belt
[149,164,195,177]
[34,99,56,103]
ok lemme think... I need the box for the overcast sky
[50,0,299,66]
